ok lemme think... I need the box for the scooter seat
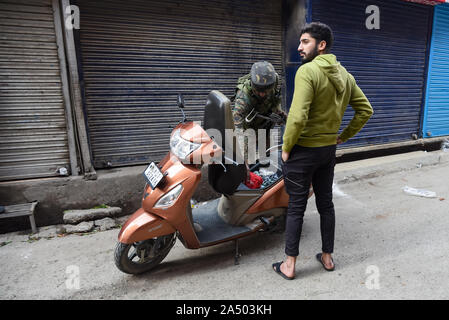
[203,90,247,196]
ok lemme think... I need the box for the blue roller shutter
[309,0,432,148]
[422,4,449,138]
[75,0,283,168]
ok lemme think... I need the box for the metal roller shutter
[0,0,71,181]
[76,0,283,168]
[309,0,432,147]
[422,4,449,138]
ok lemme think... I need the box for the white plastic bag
[259,167,276,176]
[403,186,437,198]
[441,139,449,152]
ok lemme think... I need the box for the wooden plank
[52,0,78,177]
[0,211,33,218]
[60,0,96,180]
[5,204,32,211]
[0,202,36,218]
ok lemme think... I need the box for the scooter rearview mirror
[177,93,185,109]
[177,93,187,122]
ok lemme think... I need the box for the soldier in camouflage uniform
[232,61,286,163]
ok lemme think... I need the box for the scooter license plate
[143,162,164,189]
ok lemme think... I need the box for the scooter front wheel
[114,233,176,275]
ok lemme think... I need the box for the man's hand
[282,150,290,162]
[336,136,343,145]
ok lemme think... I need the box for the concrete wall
[0,164,220,234]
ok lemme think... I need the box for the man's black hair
[300,22,334,53]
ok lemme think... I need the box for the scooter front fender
[118,208,176,244]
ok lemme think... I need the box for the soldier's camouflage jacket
[232,74,283,131]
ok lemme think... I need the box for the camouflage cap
[250,61,277,91]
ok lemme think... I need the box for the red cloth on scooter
[244,172,263,189]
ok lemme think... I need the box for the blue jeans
[282,144,336,257]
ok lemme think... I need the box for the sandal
[272,261,295,280]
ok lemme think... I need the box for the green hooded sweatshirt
[282,54,373,152]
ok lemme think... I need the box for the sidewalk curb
[334,150,449,184]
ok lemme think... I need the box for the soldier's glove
[268,113,285,126]
[280,111,287,123]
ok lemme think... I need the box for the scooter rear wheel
[114,233,176,275]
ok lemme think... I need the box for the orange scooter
[114,90,312,274]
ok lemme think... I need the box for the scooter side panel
[118,208,176,244]
[245,180,289,214]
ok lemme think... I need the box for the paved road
[1,155,448,300]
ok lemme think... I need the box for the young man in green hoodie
[272,22,373,280]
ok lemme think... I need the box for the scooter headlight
[170,129,201,159]
[154,184,183,208]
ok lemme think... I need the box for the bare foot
[321,252,334,270]
[279,256,296,279]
